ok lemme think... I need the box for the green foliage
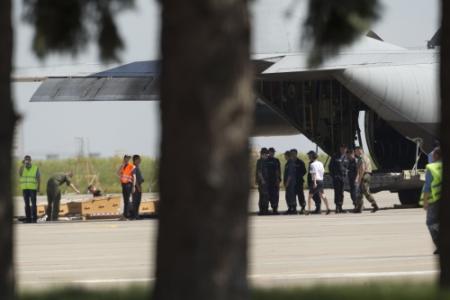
[302,0,381,67]
[18,284,450,300]
[252,284,448,300]
[20,287,149,300]
[22,0,135,62]
[14,156,158,196]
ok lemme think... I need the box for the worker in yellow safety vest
[116,155,136,220]
[19,155,40,223]
[421,147,442,255]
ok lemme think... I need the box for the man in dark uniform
[290,149,307,214]
[256,148,270,215]
[132,154,145,220]
[329,144,347,213]
[346,149,358,208]
[267,148,281,214]
[46,172,80,221]
[283,151,298,214]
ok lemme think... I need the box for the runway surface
[15,190,438,290]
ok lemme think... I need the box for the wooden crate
[36,201,81,217]
[139,199,160,215]
[59,202,82,216]
[81,196,121,217]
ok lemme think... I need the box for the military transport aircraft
[14,1,439,205]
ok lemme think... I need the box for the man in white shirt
[306,151,331,215]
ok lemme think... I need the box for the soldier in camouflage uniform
[46,172,80,221]
[354,147,379,213]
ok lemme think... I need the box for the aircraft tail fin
[366,30,383,42]
[427,28,441,49]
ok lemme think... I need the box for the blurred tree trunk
[0,0,16,299]
[154,0,253,299]
[440,0,450,288]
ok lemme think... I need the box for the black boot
[272,207,279,215]
[371,203,379,213]
[258,208,270,216]
[353,205,362,213]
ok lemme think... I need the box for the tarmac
[15,190,438,290]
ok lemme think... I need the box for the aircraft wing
[259,50,437,75]
[25,61,160,102]
[21,50,437,102]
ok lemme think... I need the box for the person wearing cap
[267,147,281,214]
[19,155,40,223]
[307,162,322,214]
[117,155,136,219]
[290,149,307,214]
[306,151,331,215]
[283,150,298,214]
[354,147,379,213]
[428,140,440,163]
[346,149,358,208]
[329,144,348,213]
[256,148,270,215]
[46,172,80,221]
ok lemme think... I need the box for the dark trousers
[308,183,321,211]
[46,189,61,221]
[268,183,279,210]
[426,202,440,249]
[121,182,133,217]
[258,184,270,212]
[296,181,306,208]
[285,184,297,210]
[313,193,321,211]
[333,176,344,207]
[348,177,358,206]
[132,190,142,219]
[23,189,37,223]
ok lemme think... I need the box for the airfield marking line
[73,278,155,284]
[65,270,438,285]
[249,270,438,280]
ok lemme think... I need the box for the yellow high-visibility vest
[19,165,38,190]
[420,161,442,205]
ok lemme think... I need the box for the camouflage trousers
[355,173,377,210]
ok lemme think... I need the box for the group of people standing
[19,155,81,222]
[329,145,379,214]
[18,154,144,223]
[117,154,145,220]
[255,147,329,215]
[255,145,379,215]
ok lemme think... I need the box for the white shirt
[309,160,325,181]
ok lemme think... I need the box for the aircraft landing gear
[398,189,421,206]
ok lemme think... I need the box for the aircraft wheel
[398,189,421,206]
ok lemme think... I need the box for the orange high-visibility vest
[120,163,135,184]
